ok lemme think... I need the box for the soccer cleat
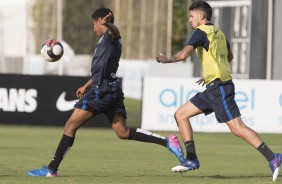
[27,166,57,177]
[269,153,282,181]
[166,134,185,163]
[171,157,200,172]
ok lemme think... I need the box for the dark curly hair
[91,7,114,24]
[189,1,212,21]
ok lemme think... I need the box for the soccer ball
[41,39,64,62]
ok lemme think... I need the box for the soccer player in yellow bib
[156,1,281,181]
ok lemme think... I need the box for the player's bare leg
[171,101,202,172]
[111,112,130,139]
[64,108,94,137]
[174,101,202,142]
[48,108,93,172]
[27,108,93,177]
[227,117,282,181]
[226,117,262,148]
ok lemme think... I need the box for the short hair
[91,7,114,24]
[189,1,212,21]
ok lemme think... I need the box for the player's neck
[199,19,209,26]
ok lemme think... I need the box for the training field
[0,125,281,184]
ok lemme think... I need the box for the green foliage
[33,0,193,56]
[62,0,113,54]
[172,0,193,54]
[33,1,58,52]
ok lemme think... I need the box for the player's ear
[97,17,102,24]
[199,12,205,20]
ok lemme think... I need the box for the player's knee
[174,110,186,123]
[174,111,180,121]
[115,129,130,139]
[116,132,129,139]
[228,121,247,137]
[230,127,241,137]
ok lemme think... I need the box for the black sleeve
[226,39,231,50]
[186,29,209,51]
[103,29,114,43]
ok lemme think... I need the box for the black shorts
[74,86,127,123]
[190,79,241,123]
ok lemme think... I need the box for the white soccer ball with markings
[41,39,64,62]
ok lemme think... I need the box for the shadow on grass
[203,174,270,179]
[59,173,270,180]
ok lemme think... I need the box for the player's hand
[156,53,168,63]
[76,86,87,98]
[101,12,113,25]
[196,78,205,86]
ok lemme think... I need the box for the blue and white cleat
[269,153,282,181]
[27,165,57,177]
[171,157,200,172]
[167,134,185,163]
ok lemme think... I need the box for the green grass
[0,125,282,184]
[0,98,281,183]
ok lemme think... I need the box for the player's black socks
[184,140,197,160]
[257,142,275,162]
[48,134,75,172]
[128,128,167,147]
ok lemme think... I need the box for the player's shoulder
[197,23,217,32]
[100,29,112,41]
[102,29,122,44]
[190,28,207,40]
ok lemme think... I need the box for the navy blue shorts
[190,79,241,123]
[74,86,127,123]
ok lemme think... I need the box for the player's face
[93,19,103,36]
[188,10,202,29]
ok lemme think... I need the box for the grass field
[0,125,282,184]
[0,98,281,183]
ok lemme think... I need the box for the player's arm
[156,29,206,64]
[83,78,93,89]
[101,13,121,39]
[226,40,233,62]
[76,79,93,98]
[156,45,194,64]
[227,49,233,62]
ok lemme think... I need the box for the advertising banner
[141,76,282,133]
[0,74,110,127]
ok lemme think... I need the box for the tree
[172,0,192,55]
[33,0,192,58]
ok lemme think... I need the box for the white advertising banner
[141,76,282,133]
[116,59,149,99]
